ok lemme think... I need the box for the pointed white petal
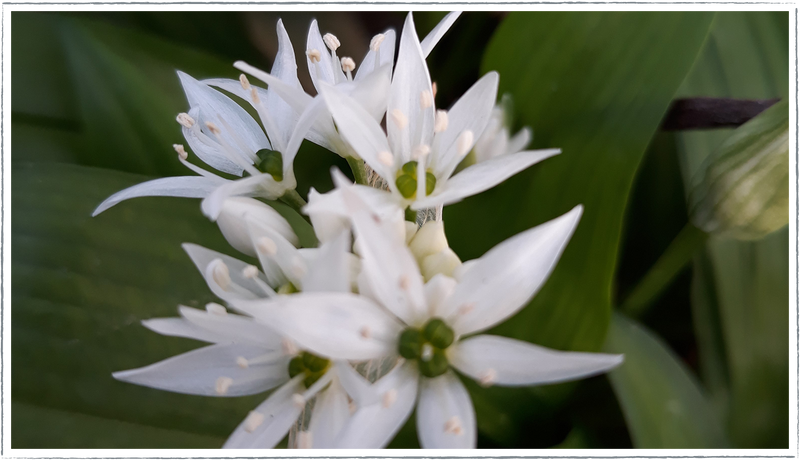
[182,243,267,304]
[413,149,560,210]
[416,370,476,448]
[266,18,303,148]
[388,13,435,164]
[507,126,533,155]
[306,188,350,244]
[141,317,228,344]
[178,306,284,350]
[181,110,245,176]
[216,197,298,257]
[235,293,403,361]
[432,72,499,179]
[441,205,583,336]
[341,187,427,326]
[450,335,624,387]
[281,95,327,181]
[92,177,220,216]
[420,12,462,58]
[334,361,419,448]
[201,174,291,221]
[245,218,305,288]
[345,63,392,122]
[318,83,394,181]
[302,229,351,293]
[113,343,289,397]
[304,173,402,227]
[306,377,350,448]
[306,20,337,90]
[224,376,305,448]
[355,29,396,82]
[333,361,380,407]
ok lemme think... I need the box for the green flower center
[288,351,331,388]
[397,317,454,378]
[395,161,436,199]
[255,148,283,182]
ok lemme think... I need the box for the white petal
[387,13,435,165]
[450,335,624,387]
[113,343,289,397]
[302,229,351,293]
[416,370,476,448]
[178,306,284,350]
[245,218,305,289]
[306,377,350,448]
[341,187,427,326]
[344,63,392,122]
[306,188,350,244]
[201,174,291,221]
[182,243,267,304]
[333,361,380,407]
[234,293,403,361]
[216,197,298,257]
[141,317,228,344]
[431,72,499,179]
[92,176,221,216]
[334,361,419,448]
[281,95,327,181]
[317,83,395,181]
[304,172,402,227]
[178,71,269,162]
[224,376,305,448]
[420,12,462,58]
[265,18,303,148]
[355,29,396,81]
[424,274,458,318]
[306,20,343,90]
[507,126,533,155]
[441,205,583,336]
[181,109,245,176]
[413,149,560,210]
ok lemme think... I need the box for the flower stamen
[215,376,233,395]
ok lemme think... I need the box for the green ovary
[255,148,284,181]
[288,351,331,388]
[397,317,454,378]
[395,161,436,199]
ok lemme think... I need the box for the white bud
[421,248,462,282]
[370,33,385,51]
[243,411,264,432]
[420,90,433,109]
[323,33,340,51]
[206,302,227,315]
[176,112,195,128]
[457,130,474,157]
[307,49,322,63]
[215,376,233,395]
[409,220,449,261]
[341,56,356,72]
[173,144,188,160]
[239,74,251,90]
[434,110,449,133]
[391,109,408,130]
[216,197,297,257]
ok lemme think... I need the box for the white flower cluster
[95,12,623,449]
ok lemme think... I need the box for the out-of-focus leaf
[12,402,225,448]
[675,11,789,448]
[11,163,270,448]
[688,100,788,240]
[604,313,729,448]
[456,11,715,352]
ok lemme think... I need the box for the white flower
[93,20,320,221]
[215,197,299,257]
[234,189,623,448]
[231,12,461,160]
[472,94,533,163]
[314,13,560,212]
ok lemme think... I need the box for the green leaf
[603,313,729,448]
[452,12,715,353]
[675,11,789,448]
[12,163,270,447]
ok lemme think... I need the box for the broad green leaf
[675,11,789,448]
[12,163,273,448]
[12,402,225,448]
[604,313,729,448]
[452,12,715,353]
[688,100,788,240]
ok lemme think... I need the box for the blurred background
[11,11,789,448]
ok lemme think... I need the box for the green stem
[405,207,417,223]
[279,189,308,216]
[347,157,369,185]
[620,223,709,318]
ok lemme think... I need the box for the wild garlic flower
[232,12,461,160]
[233,188,623,448]
[471,94,533,164]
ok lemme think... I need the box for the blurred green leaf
[604,313,729,448]
[675,11,789,448]
[12,163,270,448]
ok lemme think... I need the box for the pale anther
[370,33,385,51]
[206,302,228,315]
[360,326,371,339]
[176,112,195,128]
[420,90,433,109]
[458,303,475,315]
[242,264,259,279]
[382,389,398,408]
[307,49,322,64]
[391,109,408,130]
[434,110,449,133]
[444,416,464,435]
[215,376,234,395]
[323,33,341,51]
[398,275,410,290]
[282,338,299,356]
[298,431,313,449]
[291,257,306,279]
[236,356,250,369]
[348,400,358,414]
[421,343,434,362]
[239,74,251,91]
[457,130,474,157]
[173,144,188,160]
[479,368,497,387]
[378,151,394,166]
[250,87,261,104]
[341,56,356,72]
[412,144,431,160]
[205,121,221,136]
[243,411,264,433]
[211,260,231,290]
[431,82,438,98]
[292,393,306,408]
[256,237,277,256]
